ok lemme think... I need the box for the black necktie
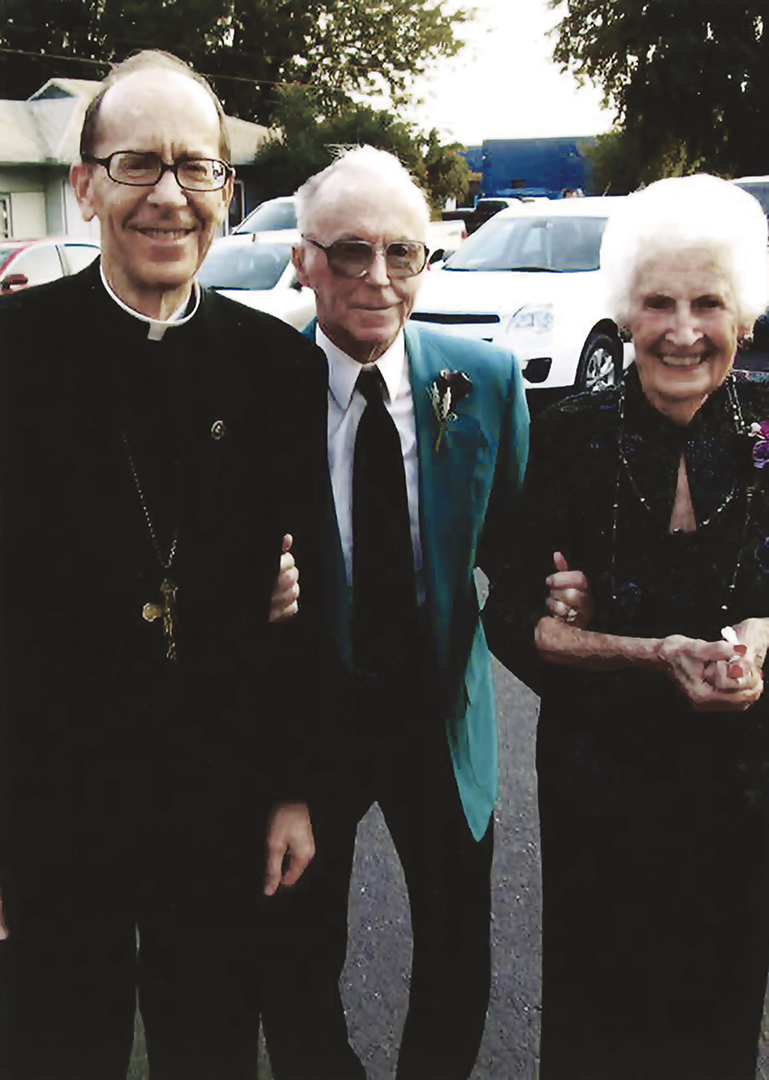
[352,367,419,691]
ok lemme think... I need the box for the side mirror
[1,273,28,292]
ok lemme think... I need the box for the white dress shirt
[317,325,424,599]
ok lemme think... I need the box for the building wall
[0,167,47,237]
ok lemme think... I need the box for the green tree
[550,0,769,178]
[423,128,472,207]
[584,127,703,195]
[251,86,472,212]
[0,0,469,126]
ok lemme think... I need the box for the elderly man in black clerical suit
[0,51,326,1080]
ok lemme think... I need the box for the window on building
[0,196,11,239]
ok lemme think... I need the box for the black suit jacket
[0,261,328,898]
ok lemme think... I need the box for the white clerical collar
[319,325,407,412]
[99,263,201,341]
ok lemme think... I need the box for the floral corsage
[429,369,473,451]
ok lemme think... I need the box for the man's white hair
[600,174,769,328]
[295,145,431,238]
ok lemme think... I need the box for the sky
[405,0,616,146]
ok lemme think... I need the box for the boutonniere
[429,369,473,451]
[749,422,769,469]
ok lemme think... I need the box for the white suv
[411,196,632,394]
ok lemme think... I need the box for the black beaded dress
[484,365,769,1080]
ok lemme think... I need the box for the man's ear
[70,162,99,222]
[292,244,310,286]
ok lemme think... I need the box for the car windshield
[235,200,297,234]
[445,215,608,272]
[198,242,292,290]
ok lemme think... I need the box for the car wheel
[575,331,622,392]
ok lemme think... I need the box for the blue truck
[463,136,596,201]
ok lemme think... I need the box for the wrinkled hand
[263,801,315,896]
[697,618,769,710]
[269,534,300,623]
[657,633,756,711]
[545,551,594,629]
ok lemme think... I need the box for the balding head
[80,50,230,163]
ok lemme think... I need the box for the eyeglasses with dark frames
[82,151,232,192]
[304,236,429,279]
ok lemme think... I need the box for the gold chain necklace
[121,431,179,661]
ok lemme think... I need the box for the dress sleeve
[482,400,587,694]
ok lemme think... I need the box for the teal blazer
[310,320,529,840]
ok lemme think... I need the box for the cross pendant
[142,577,179,661]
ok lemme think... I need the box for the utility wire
[0,45,290,85]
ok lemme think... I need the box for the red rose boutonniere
[429,370,473,452]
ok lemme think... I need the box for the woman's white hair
[600,174,769,328]
[294,145,431,238]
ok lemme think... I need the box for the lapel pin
[210,419,228,440]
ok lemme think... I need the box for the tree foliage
[251,85,472,212]
[0,0,469,126]
[550,0,769,178]
[585,127,702,195]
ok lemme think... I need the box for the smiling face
[71,68,232,318]
[293,179,427,364]
[628,247,746,424]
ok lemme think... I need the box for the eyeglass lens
[109,152,227,190]
[327,240,427,278]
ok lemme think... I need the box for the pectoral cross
[142,577,179,661]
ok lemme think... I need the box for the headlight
[507,304,554,333]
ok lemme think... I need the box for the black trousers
[1,908,262,1080]
[1,669,271,1080]
[261,724,494,1080]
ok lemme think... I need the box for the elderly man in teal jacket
[261,146,529,1080]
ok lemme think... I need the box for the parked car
[198,231,316,330]
[0,237,100,293]
[411,196,632,394]
[231,196,467,261]
[730,178,769,350]
[442,196,544,236]
[231,196,298,235]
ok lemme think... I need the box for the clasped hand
[546,551,594,628]
[269,534,300,622]
[658,625,766,711]
[546,553,768,711]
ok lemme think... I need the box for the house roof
[1,77,271,167]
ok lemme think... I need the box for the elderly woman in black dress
[485,174,769,1080]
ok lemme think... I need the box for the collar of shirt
[319,325,407,410]
[99,263,201,341]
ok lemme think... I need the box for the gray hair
[294,145,430,238]
[600,174,769,328]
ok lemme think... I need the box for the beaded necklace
[610,374,754,615]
